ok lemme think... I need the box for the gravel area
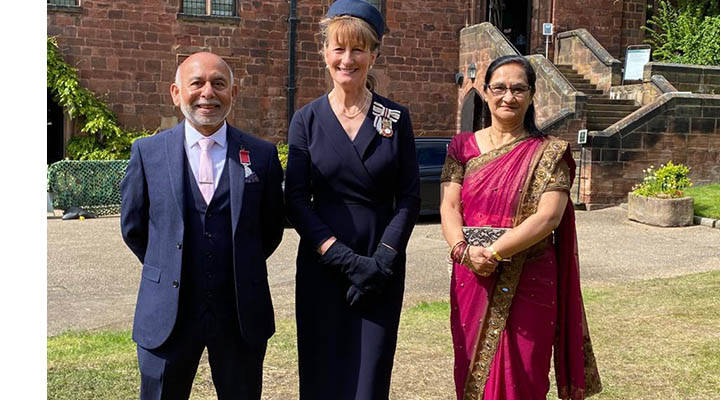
[47,206,720,336]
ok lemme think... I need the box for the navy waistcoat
[180,155,238,321]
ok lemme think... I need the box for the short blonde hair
[320,15,380,53]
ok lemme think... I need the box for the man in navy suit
[121,52,284,400]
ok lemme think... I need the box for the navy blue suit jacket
[120,121,284,350]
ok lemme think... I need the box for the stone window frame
[177,0,242,23]
[366,0,388,35]
[47,0,82,13]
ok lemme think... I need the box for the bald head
[170,51,238,136]
[174,52,234,89]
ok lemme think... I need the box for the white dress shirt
[183,120,228,190]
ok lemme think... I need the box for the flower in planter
[632,161,692,199]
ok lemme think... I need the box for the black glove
[373,243,398,277]
[318,240,390,293]
[345,285,365,307]
[343,245,398,308]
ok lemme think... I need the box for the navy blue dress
[285,92,421,399]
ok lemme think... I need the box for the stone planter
[627,193,694,227]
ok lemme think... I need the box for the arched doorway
[460,88,486,133]
[487,0,532,55]
[47,89,65,164]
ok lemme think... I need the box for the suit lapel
[226,126,245,236]
[315,96,375,189]
[165,123,186,222]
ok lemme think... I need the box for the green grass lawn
[685,183,720,219]
[48,271,720,399]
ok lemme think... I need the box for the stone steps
[586,123,613,131]
[578,89,605,95]
[586,103,640,112]
[554,64,640,133]
[587,98,637,106]
[587,116,625,125]
[587,110,636,118]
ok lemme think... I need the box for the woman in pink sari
[440,55,602,400]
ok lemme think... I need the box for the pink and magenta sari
[441,132,601,400]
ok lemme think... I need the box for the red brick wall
[48,0,466,142]
[620,0,648,53]
[552,0,626,59]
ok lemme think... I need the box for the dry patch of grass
[573,271,720,400]
[48,271,720,399]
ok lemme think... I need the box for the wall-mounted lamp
[454,72,464,86]
[467,63,477,83]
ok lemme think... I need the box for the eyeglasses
[485,84,532,97]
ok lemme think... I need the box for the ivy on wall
[644,0,720,66]
[47,36,151,160]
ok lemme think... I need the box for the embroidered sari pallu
[441,133,601,400]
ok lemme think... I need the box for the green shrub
[277,142,288,170]
[47,36,152,160]
[632,161,693,198]
[644,0,720,66]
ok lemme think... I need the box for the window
[47,0,78,5]
[366,0,381,10]
[182,0,236,17]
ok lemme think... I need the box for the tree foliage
[47,36,151,160]
[644,0,720,66]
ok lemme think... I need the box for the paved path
[47,207,720,336]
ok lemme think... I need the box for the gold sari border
[440,154,465,184]
[465,134,531,177]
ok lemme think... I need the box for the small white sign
[577,129,588,144]
[543,23,553,36]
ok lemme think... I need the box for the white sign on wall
[578,129,588,145]
[623,45,652,83]
[542,23,553,36]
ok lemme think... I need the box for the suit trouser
[136,310,266,400]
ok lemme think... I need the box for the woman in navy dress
[285,1,420,398]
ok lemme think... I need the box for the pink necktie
[197,137,215,204]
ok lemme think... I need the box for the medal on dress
[239,148,259,182]
[380,118,393,137]
[372,101,401,138]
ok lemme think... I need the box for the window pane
[415,142,449,167]
[366,0,381,11]
[183,0,206,15]
[211,0,235,16]
[48,0,78,5]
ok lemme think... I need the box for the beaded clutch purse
[462,226,511,261]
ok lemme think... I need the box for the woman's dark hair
[482,55,544,137]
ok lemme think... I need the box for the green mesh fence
[47,160,129,216]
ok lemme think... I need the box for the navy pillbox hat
[327,0,385,40]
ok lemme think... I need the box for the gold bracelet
[487,245,504,262]
[460,244,472,268]
[449,240,466,261]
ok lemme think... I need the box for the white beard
[180,101,232,128]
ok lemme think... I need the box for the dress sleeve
[379,108,421,251]
[544,159,571,193]
[284,110,335,249]
[440,135,465,184]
